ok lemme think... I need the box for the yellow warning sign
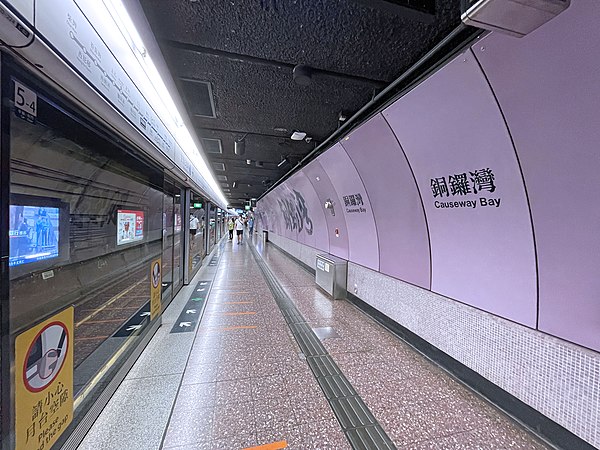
[150,257,162,320]
[15,307,73,450]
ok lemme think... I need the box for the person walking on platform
[228,218,235,240]
[248,216,254,237]
[235,216,245,244]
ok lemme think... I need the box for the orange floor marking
[243,440,287,450]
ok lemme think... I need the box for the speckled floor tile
[181,362,219,385]
[155,240,552,450]
[173,383,217,410]
[286,419,351,450]
[162,442,212,450]
[215,378,254,405]
[254,396,298,431]
[162,406,214,448]
[257,243,551,450]
[212,401,256,440]
[209,433,258,450]
[215,360,251,381]
[289,390,336,425]
[252,375,289,399]
[79,374,181,450]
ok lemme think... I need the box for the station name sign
[342,193,367,214]
[430,168,501,209]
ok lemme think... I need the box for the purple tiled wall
[474,0,600,350]
[257,0,600,352]
[317,144,379,271]
[383,53,537,327]
[341,114,430,288]
[302,161,349,260]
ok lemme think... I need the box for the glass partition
[208,203,216,252]
[172,187,184,295]
[188,193,206,278]
[6,69,164,436]
[161,180,184,307]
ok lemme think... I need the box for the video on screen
[117,210,144,245]
[9,205,60,267]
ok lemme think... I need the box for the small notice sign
[15,307,74,450]
[14,80,37,124]
[150,257,162,320]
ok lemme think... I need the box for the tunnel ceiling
[139,0,461,207]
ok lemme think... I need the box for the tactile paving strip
[250,245,396,450]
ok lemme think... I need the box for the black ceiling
[139,0,461,207]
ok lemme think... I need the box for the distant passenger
[228,218,235,240]
[235,216,245,244]
[248,216,254,236]
[189,214,199,241]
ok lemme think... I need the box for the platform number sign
[14,80,37,124]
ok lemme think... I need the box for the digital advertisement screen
[9,205,60,267]
[117,210,144,245]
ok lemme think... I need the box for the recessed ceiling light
[293,65,312,86]
[291,131,306,140]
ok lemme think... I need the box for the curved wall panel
[317,144,379,270]
[383,53,537,327]
[263,187,284,236]
[276,183,298,242]
[475,0,600,351]
[278,174,310,245]
[302,160,349,259]
[341,114,430,288]
[289,171,330,251]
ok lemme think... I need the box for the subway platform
[77,233,551,450]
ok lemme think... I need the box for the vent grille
[202,138,222,154]
[216,175,227,181]
[179,78,216,118]
[213,162,225,171]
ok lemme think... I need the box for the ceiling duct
[461,0,570,37]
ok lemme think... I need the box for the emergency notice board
[15,307,74,450]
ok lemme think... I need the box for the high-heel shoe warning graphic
[16,307,73,450]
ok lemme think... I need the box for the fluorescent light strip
[98,0,227,206]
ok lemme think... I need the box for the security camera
[305,137,312,143]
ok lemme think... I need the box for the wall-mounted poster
[116,210,144,245]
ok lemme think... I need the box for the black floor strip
[249,244,396,450]
[170,280,212,333]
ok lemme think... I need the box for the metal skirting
[59,316,162,450]
[249,244,396,450]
